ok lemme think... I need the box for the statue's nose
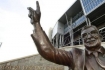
[87,33,91,38]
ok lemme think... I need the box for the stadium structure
[51,0,105,48]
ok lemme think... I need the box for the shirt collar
[85,46,105,55]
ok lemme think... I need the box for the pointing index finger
[36,1,40,13]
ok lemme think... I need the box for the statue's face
[81,27,101,49]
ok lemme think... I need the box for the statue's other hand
[27,1,41,24]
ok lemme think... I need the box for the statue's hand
[27,1,41,24]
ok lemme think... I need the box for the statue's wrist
[33,22,40,27]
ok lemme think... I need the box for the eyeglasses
[82,30,99,39]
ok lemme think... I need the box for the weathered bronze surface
[27,1,105,70]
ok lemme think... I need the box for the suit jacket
[51,48,85,70]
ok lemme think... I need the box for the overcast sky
[0,0,76,62]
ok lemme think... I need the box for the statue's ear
[99,34,103,41]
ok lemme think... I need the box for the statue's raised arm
[27,1,73,67]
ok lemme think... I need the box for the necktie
[93,52,105,69]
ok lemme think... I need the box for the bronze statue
[27,1,105,70]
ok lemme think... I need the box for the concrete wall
[0,54,64,70]
[52,22,58,38]
[52,21,64,38]
[58,21,64,35]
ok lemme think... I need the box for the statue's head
[81,25,102,50]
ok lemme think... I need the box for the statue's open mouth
[86,39,96,45]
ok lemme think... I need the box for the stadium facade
[51,0,105,48]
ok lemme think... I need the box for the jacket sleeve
[31,23,73,67]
